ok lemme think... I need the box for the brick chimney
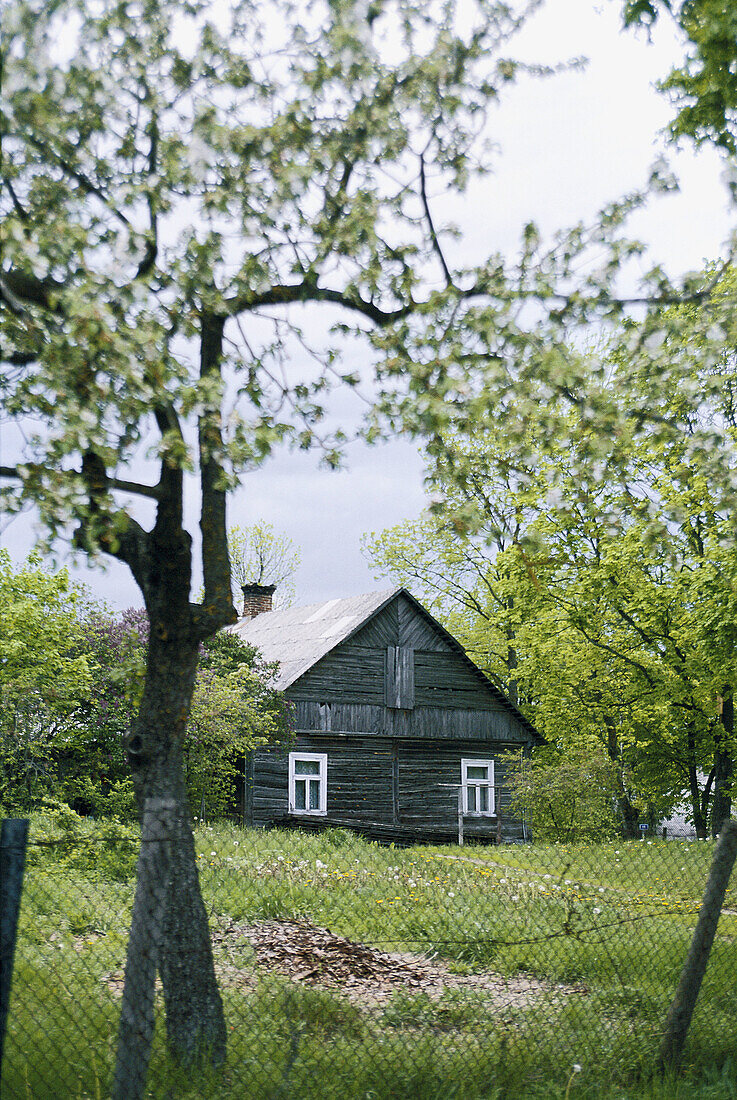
[241,583,276,619]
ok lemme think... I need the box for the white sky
[2,0,734,611]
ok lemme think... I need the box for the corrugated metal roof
[227,587,400,690]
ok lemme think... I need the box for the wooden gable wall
[285,593,529,746]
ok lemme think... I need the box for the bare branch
[108,476,163,501]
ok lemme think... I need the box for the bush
[505,748,620,843]
[27,799,139,882]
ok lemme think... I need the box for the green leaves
[0,550,95,710]
[624,0,737,155]
[1,0,548,493]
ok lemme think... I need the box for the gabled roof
[228,586,540,739]
[229,588,399,690]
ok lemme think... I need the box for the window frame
[461,758,496,817]
[288,751,328,816]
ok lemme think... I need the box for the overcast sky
[2,0,734,612]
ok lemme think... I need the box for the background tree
[504,746,620,844]
[187,636,289,820]
[77,611,290,821]
[228,522,300,609]
[367,314,737,839]
[0,551,95,812]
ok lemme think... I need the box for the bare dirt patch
[99,918,586,1011]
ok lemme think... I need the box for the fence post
[1,818,29,1074]
[659,818,737,1073]
[496,788,502,845]
[457,787,464,847]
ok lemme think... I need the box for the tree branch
[22,131,132,228]
[194,313,237,638]
[108,476,163,500]
[4,180,29,222]
[224,280,413,327]
[0,463,162,502]
[419,152,452,288]
[0,269,65,312]
[74,451,154,596]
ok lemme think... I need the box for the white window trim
[289,752,327,816]
[461,758,495,816]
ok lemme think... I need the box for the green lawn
[4,812,737,1099]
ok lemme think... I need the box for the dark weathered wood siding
[250,736,526,843]
[385,647,415,709]
[291,701,524,743]
[289,645,506,712]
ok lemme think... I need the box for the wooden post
[496,787,503,845]
[659,818,737,1072]
[1,819,29,1073]
[457,787,464,847]
[113,799,175,1100]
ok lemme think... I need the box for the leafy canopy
[1,0,559,549]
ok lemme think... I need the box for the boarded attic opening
[385,646,415,709]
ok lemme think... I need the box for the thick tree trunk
[712,692,734,838]
[617,794,640,839]
[123,581,226,1069]
[114,799,174,1099]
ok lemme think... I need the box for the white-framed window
[289,752,327,816]
[461,758,495,816]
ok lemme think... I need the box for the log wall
[250,736,527,844]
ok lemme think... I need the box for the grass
[3,812,737,1099]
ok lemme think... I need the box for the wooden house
[230,585,541,844]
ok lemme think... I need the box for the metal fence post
[1,818,29,1075]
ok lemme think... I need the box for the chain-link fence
[3,808,737,1099]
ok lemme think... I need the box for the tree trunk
[712,692,734,838]
[617,794,640,839]
[689,767,708,839]
[687,722,708,839]
[114,799,174,1100]
[504,597,519,708]
[605,718,639,838]
[124,597,226,1069]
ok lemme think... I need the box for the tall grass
[3,813,737,1099]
